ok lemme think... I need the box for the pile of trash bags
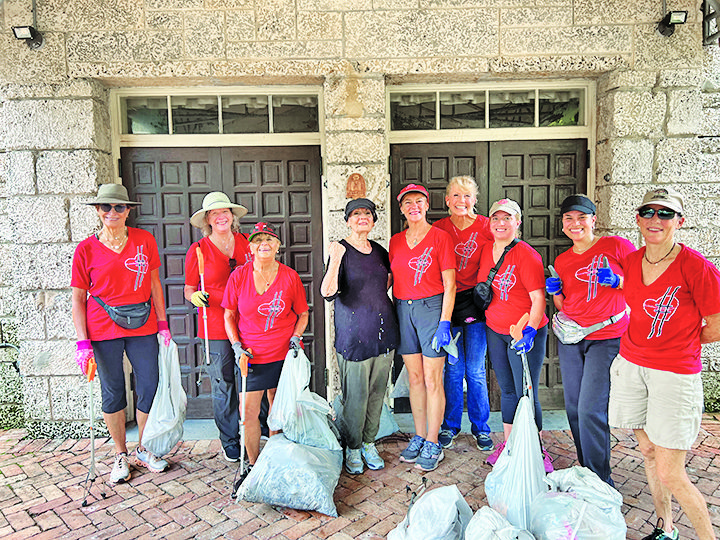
[235,348,343,517]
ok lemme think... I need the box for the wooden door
[122,145,325,418]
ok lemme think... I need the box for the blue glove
[511,326,537,354]
[597,256,620,288]
[545,276,563,296]
[431,321,452,352]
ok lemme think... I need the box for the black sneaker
[642,519,679,540]
[222,444,241,463]
[438,429,458,449]
[474,432,494,451]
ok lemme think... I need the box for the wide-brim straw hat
[190,192,249,229]
[85,184,140,206]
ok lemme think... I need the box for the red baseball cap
[248,222,280,242]
[397,183,429,203]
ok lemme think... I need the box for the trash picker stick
[232,348,252,499]
[81,356,106,506]
[196,247,211,366]
[510,312,533,403]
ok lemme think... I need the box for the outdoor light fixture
[657,10,688,36]
[12,25,44,49]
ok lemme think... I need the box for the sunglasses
[98,204,128,213]
[637,207,680,220]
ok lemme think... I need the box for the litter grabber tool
[195,247,211,388]
[549,265,560,280]
[443,330,461,365]
[231,347,253,498]
[81,356,106,507]
[509,312,533,408]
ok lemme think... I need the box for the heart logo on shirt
[454,236,478,271]
[642,285,680,339]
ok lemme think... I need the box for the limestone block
[703,47,720,91]
[205,0,254,7]
[7,196,69,244]
[146,0,203,8]
[44,291,76,340]
[595,139,653,185]
[325,132,386,164]
[344,9,497,58]
[51,376,99,421]
[37,0,144,31]
[359,57,490,76]
[701,96,720,138]
[146,11,184,30]
[70,60,215,80]
[656,137,720,185]
[0,33,67,84]
[297,11,342,40]
[421,0,572,5]
[22,376,50,420]
[37,150,111,195]
[673,227,720,257]
[596,70,657,96]
[67,31,184,63]
[324,76,385,118]
[489,54,629,75]
[5,151,36,195]
[500,26,631,56]
[3,0,30,28]
[325,209,390,246]
[256,0,296,41]
[298,0,371,9]
[184,11,226,59]
[70,198,102,242]
[574,0,656,25]
[10,243,75,291]
[667,90,703,136]
[0,80,107,100]
[14,292,46,342]
[227,10,256,41]
[19,339,75,377]
[3,99,110,152]
[634,24,703,71]
[500,7,568,27]
[324,164,389,211]
[324,117,386,131]
[597,91,665,140]
[659,69,704,88]
[227,40,342,59]
[595,184,649,230]
[133,33,186,62]
[0,153,7,198]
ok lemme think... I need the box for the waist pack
[473,239,518,312]
[92,296,152,330]
[552,310,626,345]
[452,288,484,326]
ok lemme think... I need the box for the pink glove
[75,340,94,375]
[158,321,171,346]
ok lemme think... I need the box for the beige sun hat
[635,187,684,214]
[85,184,140,206]
[190,192,248,229]
[489,198,522,219]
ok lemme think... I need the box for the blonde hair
[200,212,242,237]
[445,176,478,215]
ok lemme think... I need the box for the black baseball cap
[344,198,377,222]
[561,195,596,215]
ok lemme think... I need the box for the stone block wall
[2,0,720,427]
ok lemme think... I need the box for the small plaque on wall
[346,173,366,199]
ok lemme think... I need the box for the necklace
[573,237,597,254]
[254,264,276,292]
[406,225,430,247]
[644,243,676,265]
[101,227,127,250]
[212,233,234,257]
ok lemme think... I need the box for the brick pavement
[1,415,718,539]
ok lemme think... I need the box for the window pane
[440,92,486,129]
[272,95,318,133]
[222,96,269,133]
[488,91,535,128]
[171,96,219,134]
[123,97,168,134]
[539,89,584,127]
[390,93,436,130]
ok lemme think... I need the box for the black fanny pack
[451,288,484,326]
[473,239,518,311]
[92,296,152,330]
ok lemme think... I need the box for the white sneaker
[135,447,168,473]
[344,447,363,474]
[110,452,131,484]
[361,442,385,470]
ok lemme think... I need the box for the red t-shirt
[553,236,636,340]
[477,241,549,335]
[185,233,252,340]
[433,215,493,292]
[221,263,309,365]
[389,226,455,300]
[620,245,720,374]
[71,228,161,341]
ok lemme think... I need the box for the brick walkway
[1,416,718,540]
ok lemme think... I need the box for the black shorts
[246,360,284,392]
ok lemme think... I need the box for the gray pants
[338,351,393,449]
[206,339,240,451]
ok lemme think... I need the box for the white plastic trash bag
[485,395,548,529]
[333,397,400,442]
[390,364,410,399]
[236,434,342,517]
[465,506,535,540]
[388,485,473,540]
[267,348,309,432]
[142,337,187,457]
[529,466,626,540]
[287,388,341,451]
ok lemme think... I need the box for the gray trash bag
[390,364,410,399]
[236,434,343,517]
[388,485,473,540]
[142,336,187,457]
[465,506,535,540]
[529,466,626,540]
[332,397,400,442]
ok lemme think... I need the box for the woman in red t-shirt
[389,184,456,473]
[184,192,251,463]
[71,184,171,484]
[222,223,309,466]
[478,198,551,471]
[546,194,635,486]
[608,188,720,540]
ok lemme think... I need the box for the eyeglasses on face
[98,204,128,213]
[637,207,680,220]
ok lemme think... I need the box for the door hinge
[324,368,329,386]
[388,155,392,175]
[118,158,123,178]
[586,149,590,167]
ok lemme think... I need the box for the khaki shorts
[608,354,703,451]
